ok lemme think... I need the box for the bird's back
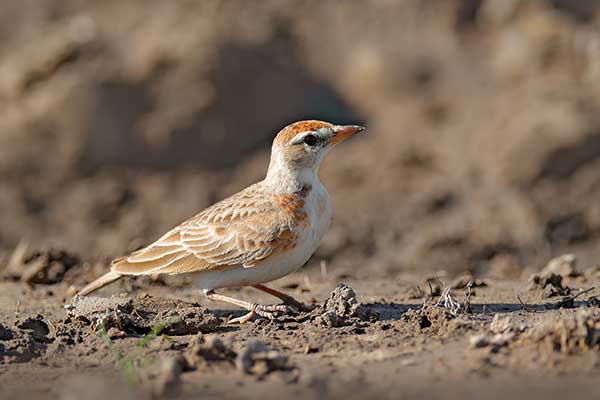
[110,181,310,276]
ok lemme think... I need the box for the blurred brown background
[1,0,600,280]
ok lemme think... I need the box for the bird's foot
[251,284,313,312]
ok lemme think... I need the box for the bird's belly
[192,243,312,290]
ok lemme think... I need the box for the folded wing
[111,185,297,275]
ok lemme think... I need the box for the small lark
[79,120,365,323]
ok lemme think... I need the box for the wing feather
[111,183,299,276]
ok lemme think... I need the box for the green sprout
[98,319,177,384]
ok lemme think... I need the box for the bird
[78,120,365,323]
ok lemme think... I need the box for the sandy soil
[1,254,600,400]
[2,1,600,399]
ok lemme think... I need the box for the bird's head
[267,120,365,183]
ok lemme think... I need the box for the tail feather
[77,270,122,296]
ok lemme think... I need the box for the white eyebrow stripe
[289,128,331,145]
[290,131,312,145]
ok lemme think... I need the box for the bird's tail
[77,270,122,296]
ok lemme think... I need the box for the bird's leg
[203,290,295,324]
[252,284,312,311]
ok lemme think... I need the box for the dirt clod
[529,254,582,298]
[236,340,289,376]
[533,308,600,353]
[469,331,515,349]
[1,317,53,364]
[67,294,220,335]
[312,284,371,327]
[451,273,487,290]
[529,273,571,298]
[541,254,580,279]
[150,355,188,397]
[490,314,528,334]
[16,316,51,343]
[187,334,236,365]
[2,248,80,284]
[402,304,469,335]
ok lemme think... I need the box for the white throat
[264,146,325,193]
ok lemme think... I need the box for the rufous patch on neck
[271,184,310,226]
[273,120,334,146]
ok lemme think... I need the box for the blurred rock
[1,245,80,285]
[469,331,516,349]
[236,340,289,375]
[530,308,600,353]
[529,272,571,298]
[490,314,529,334]
[187,334,235,365]
[540,254,580,278]
[450,273,487,289]
[528,254,584,297]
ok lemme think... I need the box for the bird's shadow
[362,301,576,321]
[206,300,588,325]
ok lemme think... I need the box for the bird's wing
[111,185,299,275]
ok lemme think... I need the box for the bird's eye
[303,134,318,146]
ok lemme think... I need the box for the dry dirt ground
[2,1,600,399]
[1,252,600,400]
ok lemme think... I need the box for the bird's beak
[330,125,365,146]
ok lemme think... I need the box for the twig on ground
[435,285,461,315]
[463,281,473,313]
[554,287,596,309]
[435,279,473,316]
[416,285,424,297]
[517,295,534,312]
